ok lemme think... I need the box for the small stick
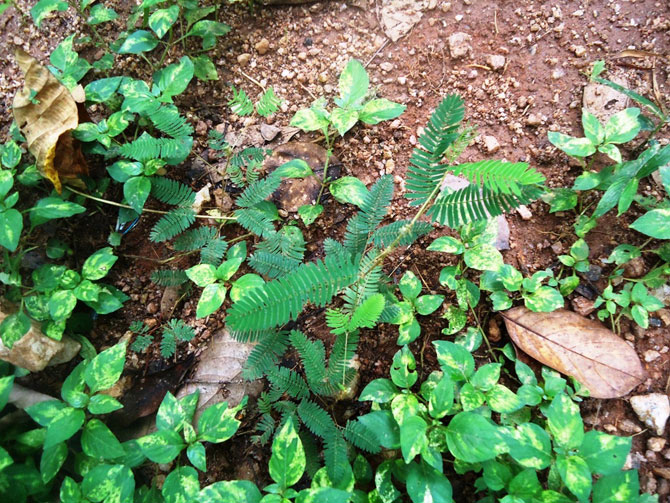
[236,68,265,91]
[494,10,499,35]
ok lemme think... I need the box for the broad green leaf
[542,188,578,213]
[459,382,485,411]
[556,455,592,501]
[329,177,369,208]
[0,208,22,252]
[230,274,265,302]
[162,466,200,503]
[433,341,474,381]
[359,98,406,125]
[546,393,583,450]
[60,476,81,503]
[149,4,179,38]
[290,107,330,132]
[464,244,503,271]
[187,20,231,50]
[31,0,68,28]
[0,311,30,348]
[298,204,323,226]
[44,407,85,449]
[582,109,605,145]
[84,342,126,393]
[399,270,422,299]
[579,430,630,476]
[185,264,217,287]
[40,442,67,483]
[336,59,369,108]
[487,384,524,413]
[74,280,100,303]
[359,378,398,403]
[524,286,564,312]
[269,418,305,489]
[30,197,86,224]
[598,143,622,164]
[48,289,77,321]
[25,399,67,427]
[123,175,151,214]
[445,412,508,463]
[482,460,513,491]
[2,142,21,169]
[117,30,159,54]
[604,108,641,144]
[357,411,400,449]
[471,363,501,391]
[508,422,552,469]
[82,464,135,503]
[630,209,670,239]
[415,295,444,315]
[196,283,226,318]
[61,361,88,408]
[400,416,427,463]
[154,56,194,102]
[88,394,123,415]
[330,108,359,136]
[508,469,543,500]
[193,55,218,81]
[187,442,206,471]
[548,132,596,157]
[375,461,400,503]
[428,236,464,254]
[81,419,125,460]
[273,159,314,179]
[138,429,184,463]
[428,375,454,419]
[197,400,242,443]
[0,170,14,196]
[617,176,638,215]
[87,4,117,25]
[157,392,186,432]
[107,160,143,182]
[199,480,262,503]
[406,461,453,503]
[605,244,641,266]
[592,470,639,503]
[398,317,421,344]
[0,375,14,412]
[215,258,243,281]
[390,346,417,389]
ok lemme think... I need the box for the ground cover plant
[0,1,668,502]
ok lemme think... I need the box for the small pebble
[516,205,532,220]
[648,437,667,452]
[255,38,270,55]
[237,53,251,66]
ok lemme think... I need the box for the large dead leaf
[13,49,87,193]
[501,307,646,399]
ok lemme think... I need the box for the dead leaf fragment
[501,307,646,399]
[12,49,87,193]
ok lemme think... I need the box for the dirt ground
[1,0,670,499]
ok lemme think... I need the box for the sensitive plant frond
[119,133,192,163]
[450,160,545,195]
[235,207,276,238]
[248,251,301,279]
[324,238,349,261]
[343,175,394,256]
[236,176,283,208]
[201,238,228,266]
[151,177,196,207]
[256,87,282,117]
[325,308,350,335]
[324,431,350,486]
[151,105,194,138]
[371,220,433,248]
[252,413,276,445]
[242,330,290,380]
[266,366,310,400]
[326,331,360,388]
[173,226,217,251]
[257,392,274,415]
[131,334,153,353]
[226,255,358,334]
[428,184,544,228]
[348,293,385,332]
[230,147,269,170]
[342,420,381,454]
[341,250,382,314]
[150,269,188,286]
[256,227,306,262]
[160,333,177,358]
[159,319,195,358]
[297,399,338,439]
[289,330,329,394]
[150,208,196,242]
[228,86,254,116]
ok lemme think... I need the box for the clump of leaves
[130,319,196,358]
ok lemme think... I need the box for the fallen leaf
[12,49,88,193]
[501,307,646,399]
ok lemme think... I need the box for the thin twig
[236,68,265,91]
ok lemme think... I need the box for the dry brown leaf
[501,307,646,399]
[12,49,87,193]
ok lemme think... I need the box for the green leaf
[163,466,200,503]
[49,289,77,321]
[336,59,369,108]
[193,55,218,81]
[87,394,123,415]
[445,412,508,463]
[542,188,578,213]
[84,342,126,393]
[186,264,217,287]
[40,442,67,483]
[25,399,67,427]
[31,0,68,28]
[618,177,639,215]
[157,392,186,432]
[329,177,369,208]
[508,422,552,469]
[359,378,398,403]
[187,442,206,472]
[199,480,262,503]
[524,286,564,312]
[579,430,630,476]
[398,317,421,344]
[546,393,584,450]
[570,238,589,261]
[428,236,464,254]
[358,411,400,449]
[30,197,86,224]
[0,311,30,348]
[117,30,159,54]
[61,361,88,408]
[154,56,194,102]
[1,142,21,169]
[269,418,305,489]
[187,20,231,49]
[149,4,179,38]
[604,108,641,144]
[464,244,503,271]
[82,464,135,503]
[400,416,427,463]
[290,107,330,132]
[399,271,422,299]
[428,375,454,419]
[107,160,142,182]
[87,4,117,25]
[138,429,184,463]
[196,283,227,318]
[197,400,242,443]
[390,346,417,389]
[216,258,243,281]
[230,274,265,302]
[433,341,474,381]
[415,295,444,315]
[582,109,605,145]
[123,176,151,214]
[0,208,23,252]
[630,209,670,239]
[359,98,406,125]
[548,132,596,157]
[81,419,125,460]
[298,204,323,226]
[592,470,639,503]
[487,384,524,413]
[598,143,622,164]
[556,455,592,501]
[44,407,85,449]
[406,461,453,503]
[330,108,359,136]
[471,363,501,391]
[0,375,13,413]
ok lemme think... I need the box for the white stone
[483,135,500,153]
[630,394,670,436]
[517,205,532,220]
[487,54,506,71]
[448,32,472,59]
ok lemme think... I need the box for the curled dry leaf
[501,307,646,399]
[12,49,88,193]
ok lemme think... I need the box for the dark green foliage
[225,256,358,334]
[326,331,360,389]
[150,208,196,242]
[371,220,433,248]
[235,207,276,238]
[324,431,350,485]
[129,321,153,353]
[173,226,216,251]
[236,176,283,209]
[242,331,290,380]
[342,420,381,454]
[343,175,394,256]
[118,133,191,163]
[150,269,188,286]
[248,227,305,279]
[298,399,337,439]
[160,319,196,358]
[266,366,309,401]
[151,105,194,138]
[289,330,329,395]
[253,413,276,445]
[341,251,382,313]
[200,238,228,266]
[247,251,301,279]
[151,178,196,207]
